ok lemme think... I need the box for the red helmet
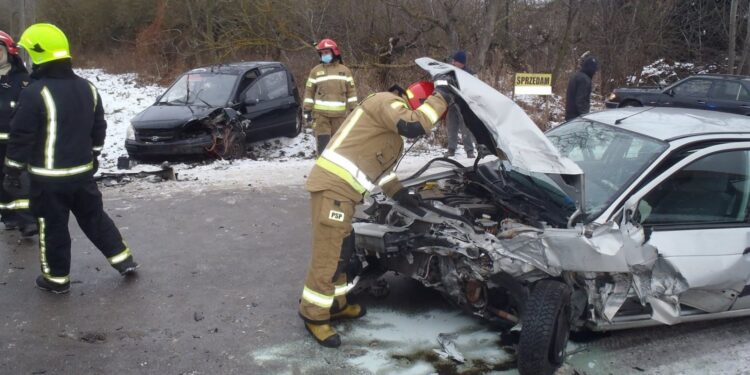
[316,38,340,56]
[405,81,435,110]
[0,31,18,55]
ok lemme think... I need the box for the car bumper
[604,101,619,109]
[125,135,212,157]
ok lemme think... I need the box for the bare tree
[729,0,739,74]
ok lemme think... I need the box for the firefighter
[299,76,455,347]
[0,30,36,236]
[303,38,358,155]
[3,23,138,294]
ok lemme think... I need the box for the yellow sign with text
[514,73,552,95]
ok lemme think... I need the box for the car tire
[517,279,572,375]
[619,100,642,108]
[285,108,303,138]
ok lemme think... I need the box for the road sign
[514,73,552,95]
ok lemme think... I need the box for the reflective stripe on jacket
[305,91,447,201]
[303,62,357,117]
[5,68,106,181]
[0,66,30,144]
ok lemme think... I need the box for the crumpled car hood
[416,57,582,176]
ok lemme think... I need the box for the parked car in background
[126,61,303,160]
[605,74,750,115]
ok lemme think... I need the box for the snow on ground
[252,307,517,374]
[626,58,722,87]
[74,67,479,194]
[75,69,164,170]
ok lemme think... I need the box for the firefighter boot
[304,322,341,348]
[35,275,70,294]
[113,256,139,276]
[330,304,367,321]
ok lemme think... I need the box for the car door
[626,142,750,314]
[663,78,713,109]
[707,79,747,115]
[240,69,297,133]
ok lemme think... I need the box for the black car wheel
[619,100,642,107]
[285,108,303,138]
[517,280,572,375]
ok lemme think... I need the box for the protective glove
[392,187,420,208]
[304,110,312,124]
[93,151,101,174]
[2,168,23,196]
[433,73,457,106]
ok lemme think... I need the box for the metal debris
[433,333,465,363]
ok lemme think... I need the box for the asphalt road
[1,185,749,374]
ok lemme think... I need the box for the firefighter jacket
[303,62,357,117]
[305,91,448,202]
[4,61,105,182]
[0,65,30,143]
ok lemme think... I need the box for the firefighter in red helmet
[303,38,358,155]
[299,76,456,348]
[0,30,37,237]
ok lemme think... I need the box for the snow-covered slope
[75,69,472,192]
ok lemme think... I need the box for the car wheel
[517,280,572,375]
[285,108,303,138]
[619,100,642,108]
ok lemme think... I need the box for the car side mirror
[666,89,675,97]
[244,96,259,106]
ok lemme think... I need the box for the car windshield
[546,120,668,219]
[158,73,238,107]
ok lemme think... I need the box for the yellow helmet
[17,23,71,65]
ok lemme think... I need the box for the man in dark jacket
[0,30,36,236]
[3,23,138,294]
[565,55,599,121]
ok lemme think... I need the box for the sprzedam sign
[514,73,552,96]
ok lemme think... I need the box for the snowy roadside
[75,68,482,195]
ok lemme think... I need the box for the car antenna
[614,107,654,125]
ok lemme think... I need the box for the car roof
[581,107,750,141]
[187,61,283,75]
[690,73,750,81]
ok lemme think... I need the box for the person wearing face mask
[0,30,37,237]
[303,39,358,155]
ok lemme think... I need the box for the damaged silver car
[349,58,750,375]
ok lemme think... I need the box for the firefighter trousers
[0,143,35,227]
[312,114,346,155]
[29,178,130,281]
[299,190,356,323]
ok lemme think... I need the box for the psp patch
[328,210,345,222]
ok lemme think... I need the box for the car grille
[137,128,177,142]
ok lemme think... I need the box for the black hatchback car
[125,61,303,159]
[605,74,750,115]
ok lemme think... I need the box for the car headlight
[607,93,617,101]
[126,124,136,141]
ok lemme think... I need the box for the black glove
[392,187,420,208]
[303,110,312,124]
[93,151,101,174]
[433,73,457,106]
[3,168,23,196]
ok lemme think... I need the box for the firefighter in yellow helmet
[303,38,358,155]
[299,76,456,347]
[3,23,138,294]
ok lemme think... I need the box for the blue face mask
[321,54,333,64]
